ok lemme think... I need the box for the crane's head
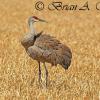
[28,16,47,24]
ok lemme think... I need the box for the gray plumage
[21,16,72,86]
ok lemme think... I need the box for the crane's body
[21,16,72,86]
[27,34,72,69]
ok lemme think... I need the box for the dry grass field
[0,0,100,100]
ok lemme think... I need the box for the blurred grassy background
[0,0,100,100]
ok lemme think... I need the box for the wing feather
[28,34,72,69]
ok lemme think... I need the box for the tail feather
[60,52,72,70]
[61,58,71,70]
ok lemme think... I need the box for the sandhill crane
[21,16,72,86]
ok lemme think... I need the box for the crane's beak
[38,18,48,23]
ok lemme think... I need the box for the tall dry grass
[0,0,100,100]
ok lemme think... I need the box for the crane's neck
[28,21,36,35]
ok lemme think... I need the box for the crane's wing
[34,34,71,57]
[27,45,52,62]
[33,34,72,69]
[34,34,61,50]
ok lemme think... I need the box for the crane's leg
[38,61,42,84]
[43,63,48,87]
